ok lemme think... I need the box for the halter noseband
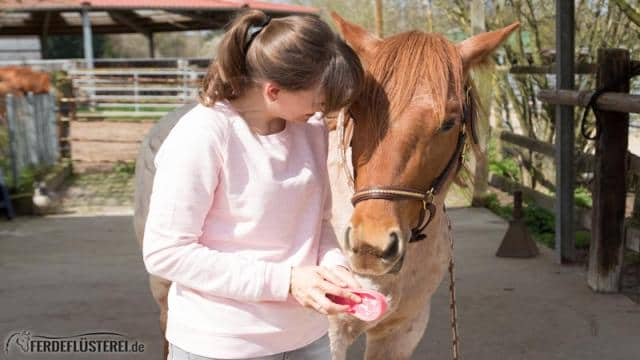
[343,87,474,243]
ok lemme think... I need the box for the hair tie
[244,16,272,53]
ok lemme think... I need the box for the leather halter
[343,87,475,243]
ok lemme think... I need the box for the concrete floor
[0,207,638,359]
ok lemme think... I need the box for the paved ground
[0,207,638,360]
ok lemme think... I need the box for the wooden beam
[167,10,228,28]
[555,0,576,263]
[40,11,51,59]
[500,131,555,158]
[500,130,640,176]
[587,48,630,293]
[538,89,640,114]
[108,10,150,36]
[510,63,597,74]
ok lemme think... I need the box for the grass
[77,105,177,113]
[484,192,591,250]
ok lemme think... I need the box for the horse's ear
[330,12,381,64]
[456,22,520,68]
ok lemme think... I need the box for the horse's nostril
[382,231,400,261]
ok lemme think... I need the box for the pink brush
[327,289,388,321]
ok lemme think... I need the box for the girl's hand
[321,265,361,290]
[290,266,362,315]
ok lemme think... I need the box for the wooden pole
[81,5,95,110]
[538,89,640,113]
[425,0,433,32]
[554,0,575,263]
[470,0,491,207]
[148,32,155,59]
[374,0,384,37]
[587,48,630,293]
[39,11,51,59]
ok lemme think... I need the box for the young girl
[142,10,364,360]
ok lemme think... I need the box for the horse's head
[331,13,519,276]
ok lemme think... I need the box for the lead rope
[448,214,460,360]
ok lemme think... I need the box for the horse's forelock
[360,31,466,134]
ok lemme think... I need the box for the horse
[324,14,519,360]
[0,66,50,96]
[133,103,196,359]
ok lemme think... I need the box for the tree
[612,0,640,26]
[43,34,109,59]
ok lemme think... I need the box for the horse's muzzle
[343,225,406,275]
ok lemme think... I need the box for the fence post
[587,48,631,292]
[25,92,39,165]
[179,59,188,102]
[134,72,139,113]
[555,0,576,264]
[5,94,18,188]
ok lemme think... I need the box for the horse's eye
[438,118,456,133]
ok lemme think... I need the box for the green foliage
[484,193,513,220]
[575,231,591,250]
[574,186,593,208]
[523,203,554,235]
[484,191,591,250]
[113,160,136,176]
[5,163,55,194]
[488,138,521,182]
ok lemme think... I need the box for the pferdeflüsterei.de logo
[4,330,145,356]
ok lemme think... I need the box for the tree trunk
[470,0,492,206]
[374,0,384,37]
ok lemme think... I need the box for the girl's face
[264,82,326,123]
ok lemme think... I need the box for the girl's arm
[142,117,291,303]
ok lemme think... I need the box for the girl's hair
[199,10,364,114]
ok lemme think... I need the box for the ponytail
[199,10,363,114]
[199,10,271,106]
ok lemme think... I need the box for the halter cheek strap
[343,86,474,243]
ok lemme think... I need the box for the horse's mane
[355,31,466,140]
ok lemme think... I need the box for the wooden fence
[67,60,206,119]
[0,58,210,120]
[498,48,638,293]
[0,92,60,186]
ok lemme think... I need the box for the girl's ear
[264,82,280,102]
[330,12,381,65]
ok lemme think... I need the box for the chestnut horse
[0,66,50,96]
[324,14,519,360]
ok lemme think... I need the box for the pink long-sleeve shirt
[142,100,349,359]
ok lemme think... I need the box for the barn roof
[0,0,317,35]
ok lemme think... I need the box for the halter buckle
[424,189,435,204]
